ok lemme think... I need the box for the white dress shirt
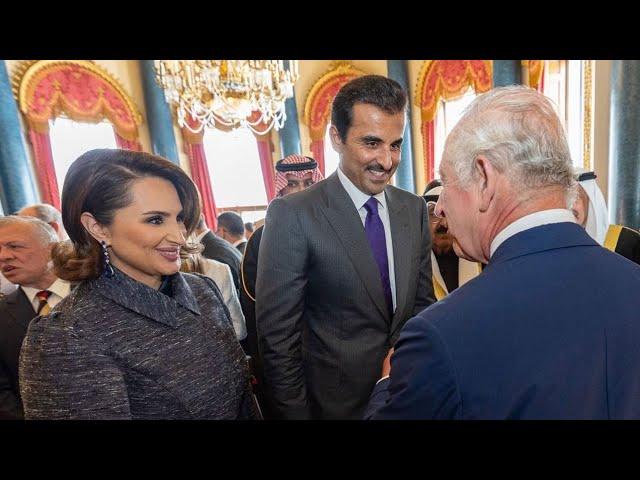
[337,167,397,311]
[21,278,71,313]
[490,209,577,258]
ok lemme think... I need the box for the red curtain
[256,133,276,202]
[310,139,326,177]
[423,119,436,183]
[28,128,143,211]
[28,129,61,210]
[114,131,143,151]
[184,141,218,232]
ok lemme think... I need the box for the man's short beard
[433,238,454,255]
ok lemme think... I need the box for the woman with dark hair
[19,149,259,419]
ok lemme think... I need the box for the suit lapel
[387,188,412,332]
[4,288,37,332]
[319,174,390,321]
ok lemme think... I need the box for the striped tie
[36,290,52,315]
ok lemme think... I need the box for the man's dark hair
[217,212,245,236]
[244,222,254,233]
[331,75,407,141]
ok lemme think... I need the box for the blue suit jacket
[365,222,640,419]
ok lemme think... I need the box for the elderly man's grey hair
[0,215,59,245]
[441,85,577,207]
[18,203,62,225]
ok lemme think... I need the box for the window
[323,127,340,177]
[543,60,586,168]
[49,117,117,196]
[234,209,267,224]
[203,127,268,223]
[433,88,477,177]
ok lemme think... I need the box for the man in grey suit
[256,75,435,419]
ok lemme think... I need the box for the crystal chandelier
[155,60,299,135]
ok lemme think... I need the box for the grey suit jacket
[0,288,36,419]
[256,172,435,419]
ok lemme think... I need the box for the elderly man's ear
[572,200,587,226]
[474,155,497,213]
[571,185,589,227]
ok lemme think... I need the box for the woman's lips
[156,248,180,262]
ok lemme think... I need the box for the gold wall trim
[13,60,142,126]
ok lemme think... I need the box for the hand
[381,347,394,378]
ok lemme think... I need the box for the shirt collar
[21,278,71,305]
[90,266,200,328]
[337,167,387,211]
[490,209,576,258]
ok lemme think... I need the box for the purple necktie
[363,197,393,317]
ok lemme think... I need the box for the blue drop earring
[101,240,115,277]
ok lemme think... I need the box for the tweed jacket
[19,267,258,420]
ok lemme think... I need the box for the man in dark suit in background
[0,216,70,419]
[194,215,242,291]
[365,86,640,420]
[217,212,248,255]
[240,154,324,418]
[256,75,435,420]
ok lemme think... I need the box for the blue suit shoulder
[366,223,640,419]
[365,309,463,419]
